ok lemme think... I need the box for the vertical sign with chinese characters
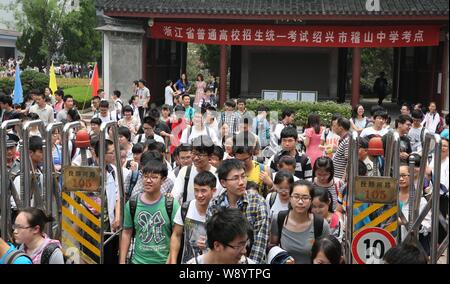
[151,23,440,47]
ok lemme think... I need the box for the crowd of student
[0,82,448,264]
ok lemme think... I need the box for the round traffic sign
[351,227,396,264]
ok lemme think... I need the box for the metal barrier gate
[59,121,124,264]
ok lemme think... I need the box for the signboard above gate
[150,22,440,47]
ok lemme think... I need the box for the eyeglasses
[224,239,250,251]
[143,174,162,181]
[179,155,192,161]
[12,224,32,230]
[290,194,311,202]
[276,187,290,193]
[225,174,247,182]
[236,155,252,162]
[192,151,209,158]
[399,174,410,178]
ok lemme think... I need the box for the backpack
[182,166,192,203]
[40,243,62,264]
[436,116,445,134]
[115,100,123,121]
[129,193,175,238]
[4,250,32,264]
[276,210,324,247]
[269,192,278,209]
[176,200,192,264]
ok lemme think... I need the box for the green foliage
[359,48,394,96]
[61,0,101,65]
[0,70,49,94]
[197,44,230,77]
[245,99,352,127]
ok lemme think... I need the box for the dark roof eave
[104,11,449,22]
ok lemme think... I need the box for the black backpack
[276,210,324,247]
[269,192,278,209]
[4,250,32,264]
[176,200,192,264]
[40,243,62,264]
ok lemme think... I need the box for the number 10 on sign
[351,227,396,264]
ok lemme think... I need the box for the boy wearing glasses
[168,171,217,264]
[187,208,255,264]
[207,159,269,264]
[120,161,180,264]
[172,136,220,204]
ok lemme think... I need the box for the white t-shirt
[408,126,428,153]
[93,111,117,123]
[180,126,220,146]
[174,199,205,225]
[265,192,289,219]
[360,126,389,138]
[429,156,449,194]
[165,86,174,106]
[172,166,220,204]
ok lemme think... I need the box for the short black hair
[206,208,251,250]
[411,109,424,120]
[373,110,388,120]
[142,160,168,178]
[281,108,294,119]
[29,136,43,152]
[211,145,224,160]
[370,105,385,117]
[395,114,413,128]
[140,150,163,167]
[174,144,192,157]
[358,160,368,176]
[118,126,131,142]
[147,141,165,154]
[224,100,236,108]
[194,171,217,189]
[311,235,342,264]
[94,139,114,157]
[99,100,109,108]
[63,94,73,102]
[217,159,245,181]
[313,156,334,183]
[113,90,121,98]
[143,116,156,128]
[359,136,369,149]
[337,117,350,131]
[54,89,64,98]
[91,95,100,102]
[192,135,214,155]
[236,98,246,105]
[132,143,144,154]
[274,170,294,188]
[280,126,298,140]
[122,105,133,115]
[276,155,296,169]
[90,117,102,126]
[383,238,428,264]
[67,109,80,121]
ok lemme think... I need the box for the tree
[12,0,69,72]
[61,0,101,67]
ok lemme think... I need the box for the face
[315,168,331,185]
[181,74,186,80]
[281,137,296,152]
[290,185,312,214]
[35,96,45,107]
[279,164,295,175]
[399,166,410,190]
[100,107,108,117]
[133,152,142,163]
[412,117,422,127]
[442,139,449,158]
[161,108,170,118]
[429,103,436,113]
[30,149,44,165]
[357,106,365,116]
[285,114,294,124]
[183,96,190,106]
[234,153,253,168]
[124,111,132,119]
[52,131,60,144]
[209,155,222,168]
[193,113,203,126]
[55,94,62,102]
[311,197,330,218]
[192,150,210,170]
[358,148,368,160]
[400,106,410,115]
[105,144,115,165]
[331,120,339,133]
[237,103,245,112]
[374,116,386,129]
[143,123,154,137]
[225,106,234,112]
[6,146,16,162]
[143,172,165,194]
[194,184,216,207]
[65,98,74,109]
[13,212,38,245]
[274,180,291,199]
[313,250,332,264]
[397,120,412,135]
[118,135,128,146]
[178,150,193,167]
[45,88,51,95]
[221,168,247,197]
[120,150,127,166]
[91,123,100,133]
[216,234,249,264]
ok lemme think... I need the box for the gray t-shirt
[271,213,330,264]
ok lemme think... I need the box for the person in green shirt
[119,160,179,264]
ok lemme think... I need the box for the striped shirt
[333,133,350,180]
[270,150,313,181]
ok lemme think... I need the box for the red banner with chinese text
[150,22,440,47]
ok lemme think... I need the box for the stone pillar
[219,45,228,107]
[96,22,145,104]
[351,47,361,107]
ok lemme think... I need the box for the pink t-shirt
[305,127,324,166]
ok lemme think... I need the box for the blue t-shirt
[441,128,449,140]
[0,243,32,264]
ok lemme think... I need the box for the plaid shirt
[221,111,240,136]
[130,171,175,196]
[206,190,269,264]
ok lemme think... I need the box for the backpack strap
[313,214,324,240]
[182,166,192,203]
[127,170,139,201]
[130,193,140,237]
[269,192,277,209]
[181,200,191,223]
[40,243,60,264]
[277,210,289,247]
[165,194,174,229]
[5,250,31,264]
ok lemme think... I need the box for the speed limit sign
[351,227,396,264]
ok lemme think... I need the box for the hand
[419,225,430,236]
[197,236,207,250]
[260,171,272,186]
[112,218,120,232]
[400,152,410,161]
[130,161,139,171]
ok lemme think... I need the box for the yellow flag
[49,63,58,94]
